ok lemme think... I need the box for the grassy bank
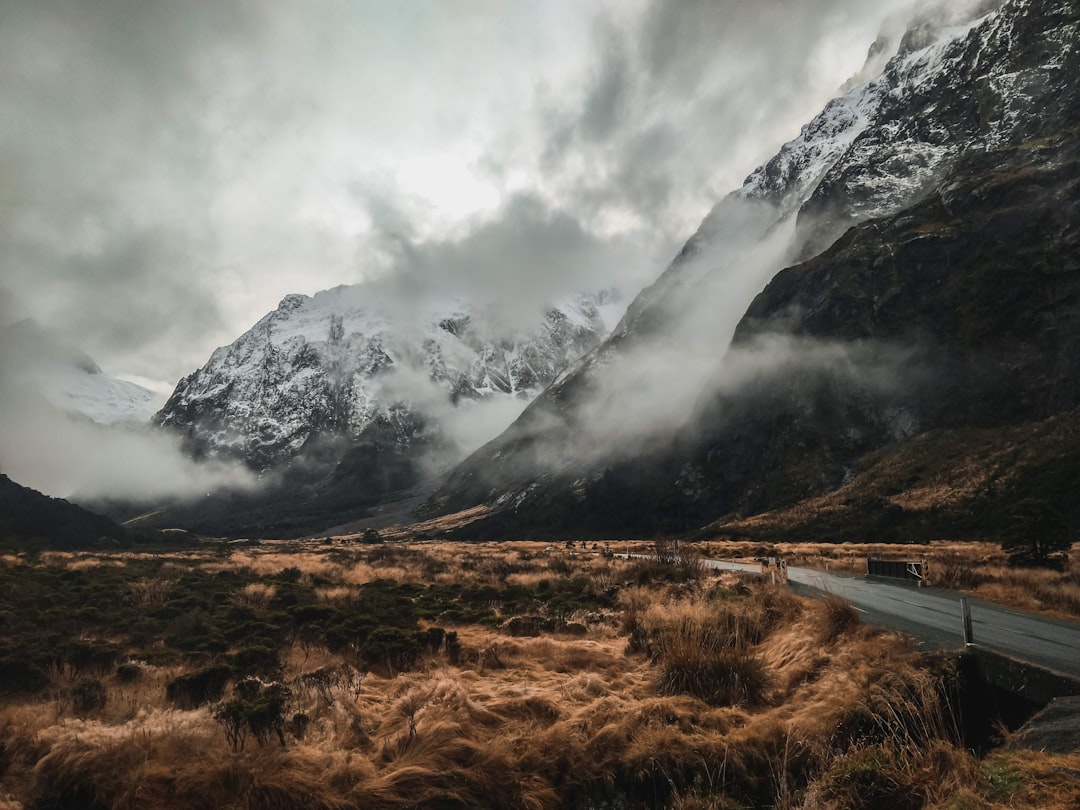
[0,541,1076,809]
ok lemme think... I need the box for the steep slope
[429,0,1080,539]
[0,473,187,550]
[709,408,1080,544]
[0,320,158,426]
[134,285,617,537]
[156,285,617,471]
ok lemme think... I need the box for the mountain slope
[136,285,618,537]
[428,0,1080,539]
[156,285,617,471]
[0,320,157,426]
[0,473,187,550]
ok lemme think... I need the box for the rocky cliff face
[156,285,618,472]
[429,0,1080,539]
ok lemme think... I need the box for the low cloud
[1,0,940,506]
[0,380,255,503]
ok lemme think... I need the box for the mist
[0,377,255,503]
[0,0,931,504]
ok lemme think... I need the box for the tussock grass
[0,540,1065,809]
[706,539,1080,620]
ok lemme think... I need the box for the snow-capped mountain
[155,285,620,471]
[0,320,158,426]
[430,0,1080,538]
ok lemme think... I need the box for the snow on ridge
[157,285,619,467]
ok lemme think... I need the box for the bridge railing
[866,558,927,584]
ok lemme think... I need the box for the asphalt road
[702,559,1080,679]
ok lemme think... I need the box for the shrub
[213,680,292,751]
[69,678,107,713]
[819,595,861,643]
[63,640,120,677]
[0,657,49,695]
[166,665,231,708]
[445,630,462,664]
[230,645,280,676]
[115,662,142,683]
[277,566,303,583]
[657,647,771,707]
[1001,498,1071,570]
[360,627,422,674]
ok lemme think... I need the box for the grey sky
[0,0,911,393]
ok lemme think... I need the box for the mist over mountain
[0,319,254,503]
[428,0,1080,540]
[116,284,617,537]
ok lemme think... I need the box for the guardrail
[866,558,927,584]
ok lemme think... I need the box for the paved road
[701,559,1080,679]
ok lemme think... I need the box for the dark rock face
[429,0,1080,539]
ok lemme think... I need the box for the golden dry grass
[0,540,1070,809]
[700,539,1080,621]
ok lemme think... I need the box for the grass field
[0,540,1076,809]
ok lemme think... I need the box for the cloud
[0,367,255,503]
[0,0,933,505]
[0,0,913,388]
[361,191,665,330]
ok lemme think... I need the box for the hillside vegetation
[1,541,1076,809]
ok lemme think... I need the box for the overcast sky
[0,0,913,394]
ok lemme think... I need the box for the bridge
[702,558,1080,703]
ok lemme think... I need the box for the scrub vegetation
[0,540,1075,809]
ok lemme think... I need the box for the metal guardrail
[866,558,927,583]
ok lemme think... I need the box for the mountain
[0,320,158,426]
[140,285,619,537]
[428,0,1080,540]
[0,473,190,550]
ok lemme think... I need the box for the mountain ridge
[425,0,1080,541]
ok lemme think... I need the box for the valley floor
[0,541,1077,809]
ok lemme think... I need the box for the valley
[1,540,1077,810]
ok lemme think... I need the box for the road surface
[701,559,1080,679]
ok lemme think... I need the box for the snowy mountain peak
[0,319,158,427]
[156,285,618,472]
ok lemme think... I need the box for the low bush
[166,665,231,708]
[657,646,771,706]
[818,594,861,643]
[114,662,142,683]
[68,678,107,714]
[0,657,49,695]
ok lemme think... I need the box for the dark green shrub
[424,626,445,652]
[231,645,280,676]
[0,657,49,695]
[445,631,462,665]
[166,665,231,708]
[361,627,422,673]
[212,681,292,752]
[1001,498,1071,570]
[63,640,120,677]
[69,678,107,713]
[115,662,142,683]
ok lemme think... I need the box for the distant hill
[0,473,191,550]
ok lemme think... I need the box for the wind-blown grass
[0,540,1068,809]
